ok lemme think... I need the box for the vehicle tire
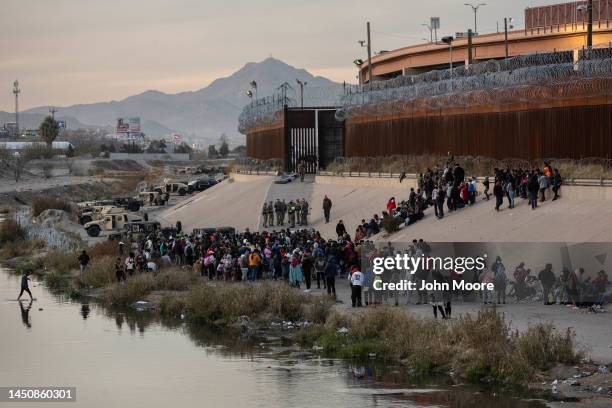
[79,215,92,225]
[178,188,186,196]
[86,225,101,237]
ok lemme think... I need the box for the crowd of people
[112,225,367,299]
[355,243,611,318]
[104,214,611,318]
[490,162,562,211]
[60,157,611,319]
[413,158,563,216]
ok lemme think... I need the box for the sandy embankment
[160,173,612,242]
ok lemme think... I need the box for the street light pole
[296,79,307,109]
[464,3,486,34]
[441,36,454,90]
[367,21,373,88]
[587,0,593,49]
[449,44,453,79]
[13,79,20,135]
[504,17,509,59]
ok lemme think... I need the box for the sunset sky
[1,0,555,111]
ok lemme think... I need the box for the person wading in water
[17,271,34,301]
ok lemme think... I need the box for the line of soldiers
[262,198,309,229]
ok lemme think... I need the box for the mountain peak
[240,56,292,72]
[22,57,342,143]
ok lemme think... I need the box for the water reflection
[18,299,32,329]
[96,306,551,408]
[80,303,90,320]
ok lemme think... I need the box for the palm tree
[39,116,60,147]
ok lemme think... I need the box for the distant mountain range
[2,58,342,146]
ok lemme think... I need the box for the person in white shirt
[349,266,363,307]
[125,253,135,277]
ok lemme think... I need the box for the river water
[0,269,549,408]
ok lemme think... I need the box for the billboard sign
[116,117,141,133]
[57,120,66,130]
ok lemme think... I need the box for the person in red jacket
[386,197,396,213]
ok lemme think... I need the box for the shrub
[15,258,43,275]
[267,283,307,321]
[159,293,187,318]
[71,161,89,176]
[303,295,333,324]
[45,270,71,290]
[296,306,580,384]
[154,268,198,291]
[22,145,55,160]
[293,324,328,346]
[0,239,45,260]
[79,256,115,288]
[102,273,156,307]
[88,241,119,258]
[41,162,54,179]
[513,324,580,370]
[184,282,310,325]
[47,251,78,274]
[32,197,72,217]
[0,219,27,244]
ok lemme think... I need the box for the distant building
[2,122,19,138]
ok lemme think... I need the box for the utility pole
[467,29,473,65]
[441,36,454,89]
[296,79,307,109]
[13,79,20,135]
[449,45,453,80]
[587,0,593,49]
[366,21,373,88]
[49,107,58,119]
[504,17,509,59]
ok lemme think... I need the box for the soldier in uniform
[298,161,306,182]
[281,199,287,226]
[287,200,296,228]
[294,199,302,226]
[262,202,269,228]
[267,201,275,227]
[301,199,309,226]
[274,199,282,226]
